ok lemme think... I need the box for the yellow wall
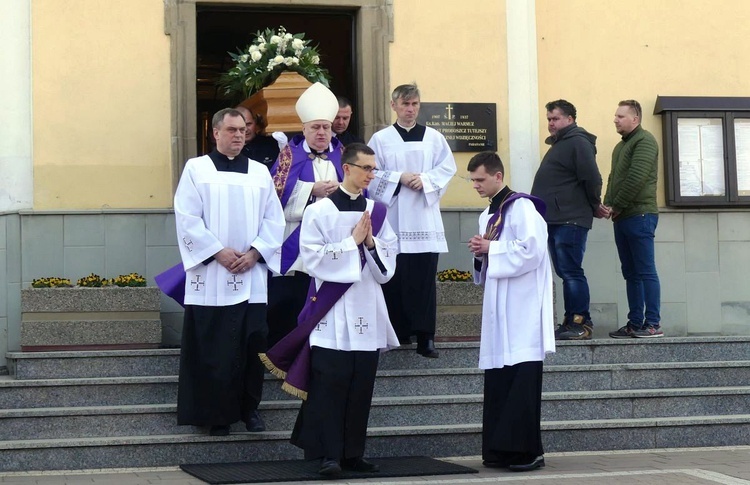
[536,0,750,206]
[390,0,507,208]
[32,0,172,209]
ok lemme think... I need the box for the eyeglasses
[346,162,379,173]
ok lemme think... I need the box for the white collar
[339,185,362,200]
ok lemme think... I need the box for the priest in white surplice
[268,82,345,347]
[174,108,285,436]
[368,83,456,358]
[467,152,555,472]
[290,143,399,477]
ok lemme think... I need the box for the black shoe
[416,339,439,358]
[208,425,230,436]
[482,460,509,468]
[398,334,413,345]
[508,455,545,472]
[341,457,380,472]
[245,410,265,432]
[319,458,342,476]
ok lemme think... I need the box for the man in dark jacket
[531,100,608,340]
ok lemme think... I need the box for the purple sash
[259,201,387,400]
[272,135,345,275]
[485,192,546,241]
[154,262,186,307]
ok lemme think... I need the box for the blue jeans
[547,224,590,322]
[613,213,661,328]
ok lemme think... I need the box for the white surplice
[474,197,556,369]
[174,155,285,306]
[300,197,400,352]
[368,125,456,253]
[275,140,338,274]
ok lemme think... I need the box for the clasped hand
[468,235,490,255]
[312,180,339,197]
[400,172,423,191]
[215,247,260,274]
[352,211,375,249]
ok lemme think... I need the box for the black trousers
[382,252,439,339]
[267,271,311,347]
[482,361,544,463]
[291,346,380,461]
[177,302,267,426]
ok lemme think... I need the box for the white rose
[291,38,304,50]
[311,55,320,65]
[259,43,266,53]
[240,54,249,63]
[284,57,295,66]
[273,55,284,65]
[284,33,293,40]
[249,45,259,53]
[270,35,281,44]
[250,50,262,62]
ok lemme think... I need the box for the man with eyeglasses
[269,143,398,477]
[268,83,345,348]
[605,100,663,338]
[368,83,457,358]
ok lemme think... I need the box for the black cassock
[176,150,268,427]
[482,361,544,464]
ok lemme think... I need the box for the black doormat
[180,456,478,484]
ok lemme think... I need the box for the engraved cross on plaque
[191,275,205,291]
[182,237,194,252]
[227,274,244,291]
[315,320,328,331]
[444,104,454,119]
[355,317,369,334]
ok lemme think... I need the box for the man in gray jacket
[531,100,608,340]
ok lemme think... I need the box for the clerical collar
[303,139,332,156]
[396,121,417,132]
[339,185,362,200]
[489,186,513,214]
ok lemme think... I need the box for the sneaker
[556,322,592,340]
[609,324,635,339]
[632,325,664,338]
[554,323,569,339]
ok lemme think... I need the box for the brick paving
[1,447,749,484]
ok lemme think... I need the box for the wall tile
[21,216,64,281]
[718,212,750,241]
[655,212,684,242]
[584,240,619,302]
[64,247,106,283]
[684,213,719,272]
[719,242,750,301]
[655,242,686,303]
[146,213,177,247]
[105,214,147,277]
[686,272,722,334]
[661,302,688,336]
[63,214,105,246]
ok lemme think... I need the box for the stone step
[1,414,749,472]
[3,361,750,408]
[1,387,749,441]
[8,337,750,379]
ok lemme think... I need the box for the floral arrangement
[218,26,331,101]
[31,273,147,288]
[437,269,473,282]
[31,277,72,288]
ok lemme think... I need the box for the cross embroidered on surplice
[182,237,194,252]
[325,249,343,260]
[354,317,369,334]
[315,320,328,331]
[227,274,244,291]
[190,275,205,291]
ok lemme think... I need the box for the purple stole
[271,135,345,275]
[481,192,546,271]
[259,201,387,400]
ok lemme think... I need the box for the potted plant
[20,273,162,351]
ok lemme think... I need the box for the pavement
[1,446,749,484]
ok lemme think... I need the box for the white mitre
[295,82,338,123]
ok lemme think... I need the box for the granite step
[8,337,750,379]
[3,360,750,408]
[1,414,749,472]
[1,386,749,441]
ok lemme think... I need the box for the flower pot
[436,281,484,340]
[239,71,312,133]
[20,287,162,351]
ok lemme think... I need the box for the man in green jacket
[604,100,663,338]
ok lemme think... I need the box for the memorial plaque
[417,103,497,152]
